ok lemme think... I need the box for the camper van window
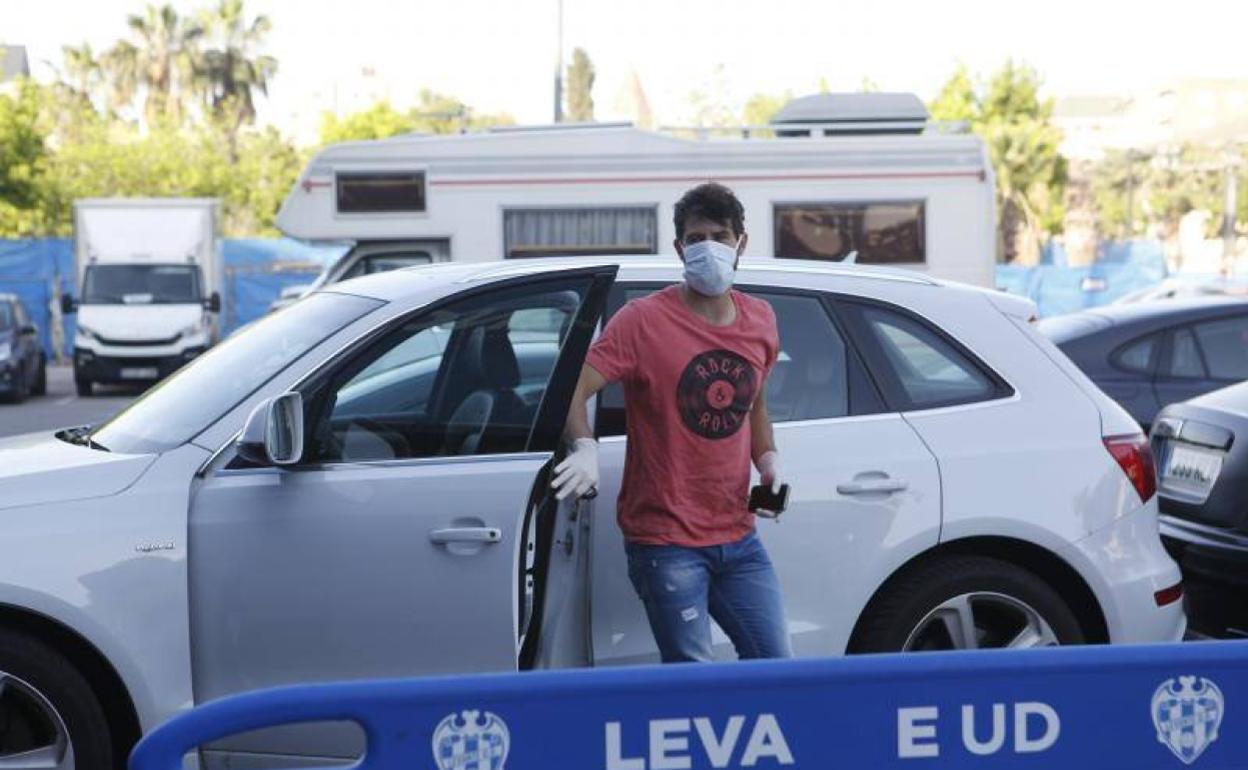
[337,172,427,213]
[774,202,925,264]
[504,207,657,258]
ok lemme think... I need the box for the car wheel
[75,378,92,398]
[849,555,1084,653]
[0,628,112,770]
[9,365,28,404]
[32,357,47,397]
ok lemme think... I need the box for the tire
[0,627,113,770]
[75,378,92,398]
[31,357,47,397]
[8,365,28,404]
[849,555,1085,653]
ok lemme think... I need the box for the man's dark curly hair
[673,182,745,240]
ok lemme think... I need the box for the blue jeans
[625,531,793,663]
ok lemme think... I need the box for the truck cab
[61,198,223,396]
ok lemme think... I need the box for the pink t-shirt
[586,285,779,547]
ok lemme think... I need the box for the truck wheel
[849,555,1084,653]
[32,357,47,397]
[75,378,92,398]
[0,628,113,770]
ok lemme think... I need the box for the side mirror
[18,324,37,337]
[204,292,221,313]
[236,392,304,467]
[61,294,77,315]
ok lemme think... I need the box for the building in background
[0,45,30,96]
[1055,78,1248,160]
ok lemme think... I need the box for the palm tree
[198,0,277,130]
[102,4,204,126]
[59,43,102,103]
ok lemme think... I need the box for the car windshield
[83,264,203,304]
[89,292,382,454]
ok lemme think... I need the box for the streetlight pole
[553,0,564,123]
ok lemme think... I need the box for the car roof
[1041,296,1248,342]
[329,255,942,303]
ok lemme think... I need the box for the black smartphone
[748,483,790,514]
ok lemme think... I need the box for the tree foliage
[565,48,595,122]
[320,90,514,144]
[931,62,1068,263]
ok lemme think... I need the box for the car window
[1168,329,1206,378]
[341,252,433,281]
[91,292,382,454]
[310,280,586,462]
[853,304,998,409]
[0,303,12,330]
[1194,316,1248,380]
[1114,335,1157,374]
[756,293,849,422]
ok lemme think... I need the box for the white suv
[0,258,1183,768]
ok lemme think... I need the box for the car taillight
[1104,433,1157,503]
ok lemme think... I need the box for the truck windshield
[89,292,382,454]
[82,264,202,304]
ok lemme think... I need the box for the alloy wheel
[902,591,1061,651]
[0,671,74,770]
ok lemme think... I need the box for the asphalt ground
[0,364,142,438]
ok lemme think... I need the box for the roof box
[771,93,929,136]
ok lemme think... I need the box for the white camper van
[62,198,223,396]
[276,93,997,293]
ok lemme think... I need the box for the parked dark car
[0,293,47,403]
[1038,297,1248,429]
[1150,380,1248,638]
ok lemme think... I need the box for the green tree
[930,61,1067,264]
[565,48,595,122]
[742,91,790,127]
[103,4,205,126]
[0,79,52,236]
[56,44,103,107]
[320,91,514,145]
[197,0,277,131]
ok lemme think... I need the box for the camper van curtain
[774,202,926,264]
[504,207,657,258]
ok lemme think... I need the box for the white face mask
[682,238,739,296]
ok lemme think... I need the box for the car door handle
[429,527,503,544]
[837,479,908,496]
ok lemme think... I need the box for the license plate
[119,367,159,380]
[1162,443,1223,495]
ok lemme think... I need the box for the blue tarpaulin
[131,641,1248,770]
[0,238,346,358]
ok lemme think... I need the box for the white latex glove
[756,450,782,494]
[552,438,599,501]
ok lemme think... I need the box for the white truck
[276,92,998,295]
[61,198,223,396]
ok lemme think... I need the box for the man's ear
[737,232,749,256]
[674,239,685,260]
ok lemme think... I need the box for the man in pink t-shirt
[552,182,792,662]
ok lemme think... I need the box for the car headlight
[180,320,207,338]
[0,342,10,361]
[76,324,98,341]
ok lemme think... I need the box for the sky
[5,0,1247,144]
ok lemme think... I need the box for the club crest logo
[432,709,510,770]
[676,349,757,440]
[1152,676,1224,765]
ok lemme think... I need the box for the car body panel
[0,433,156,511]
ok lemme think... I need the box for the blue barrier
[131,641,1248,770]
